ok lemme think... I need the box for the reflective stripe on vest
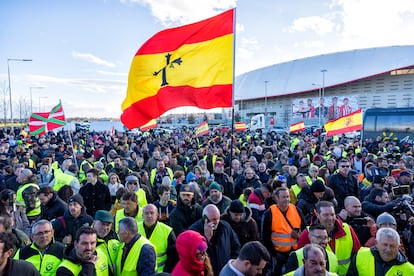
[54,173,77,192]
[150,168,173,186]
[294,247,338,273]
[355,247,414,276]
[96,238,121,274]
[115,208,143,233]
[138,221,171,273]
[270,204,302,253]
[16,183,41,218]
[327,223,353,276]
[58,250,109,276]
[115,235,154,276]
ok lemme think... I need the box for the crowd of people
[0,125,413,275]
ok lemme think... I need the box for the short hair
[68,164,78,174]
[303,244,326,260]
[315,201,334,214]
[173,170,185,179]
[376,227,400,245]
[369,188,387,199]
[38,186,54,196]
[158,184,171,195]
[0,216,12,231]
[119,217,138,234]
[87,168,99,176]
[238,241,270,265]
[274,187,289,197]
[31,219,53,235]
[0,232,17,253]
[309,224,327,233]
[122,191,138,203]
[75,226,97,242]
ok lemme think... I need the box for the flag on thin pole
[195,121,210,137]
[324,109,362,137]
[29,101,66,136]
[290,121,305,133]
[121,9,235,129]
[235,122,247,131]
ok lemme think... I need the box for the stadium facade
[234,45,414,128]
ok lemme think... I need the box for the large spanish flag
[235,122,247,131]
[140,119,157,131]
[324,109,362,136]
[290,121,305,133]
[121,9,234,129]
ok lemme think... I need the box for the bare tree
[0,81,8,126]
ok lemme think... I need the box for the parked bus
[362,107,414,146]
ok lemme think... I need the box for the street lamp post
[7,58,32,132]
[312,83,322,127]
[30,87,44,114]
[264,80,269,118]
[321,69,327,127]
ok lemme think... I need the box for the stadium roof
[234,45,414,100]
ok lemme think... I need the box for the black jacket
[40,192,68,221]
[327,172,359,211]
[189,219,240,276]
[362,196,396,219]
[79,182,111,217]
[221,205,259,246]
[3,258,40,276]
[52,209,94,244]
[169,197,202,236]
[296,186,319,225]
[55,247,96,276]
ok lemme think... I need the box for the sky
[1,0,414,121]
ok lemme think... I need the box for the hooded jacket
[169,195,203,236]
[220,205,259,246]
[172,230,207,276]
[51,208,94,244]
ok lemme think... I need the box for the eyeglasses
[340,165,350,168]
[128,182,138,185]
[34,230,52,237]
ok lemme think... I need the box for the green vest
[291,184,302,197]
[58,250,109,276]
[135,189,148,209]
[115,235,155,276]
[79,159,93,184]
[54,172,77,192]
[16,183,41,218]
[115,208,143,233]
[99,171,108,185]
[294,246,338,273]
[14,242,64,276]
[96,238,121,274]
[355,247,414,276]
[327,223,353,276]
[138,221,171,273]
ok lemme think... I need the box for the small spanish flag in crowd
[324,109,362,136]
[290,121,305,133]
[121,9,235,129]
[195,121,210,137]
[140,119,158,131]
[235,122,247,131]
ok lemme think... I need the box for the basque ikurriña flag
[121,9,235,129]
[29,101,66,136]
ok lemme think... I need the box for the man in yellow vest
[56,226,109,276]
[15,220,65,275]
[138,204,177,273]
[297,201,361,276]
[348,227,414,275]
[16,169,41,223]
[286,224,338,274]
[114,192,143,233]
[262,187,306,275]
[116,217,156,276]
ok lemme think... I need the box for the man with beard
[296,180,326,225]
[56,226,109,276]
[202,182,232,214]
[219,241,270,276]
[234,168,261,198]
[52,194,94,252]
[15,220,65,275]
[169,184,203,236]
[93,210,119,275]
[0,232,39,276]
[212,159,233,199]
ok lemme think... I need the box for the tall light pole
[7,58,32,132]
[264,80,269,118]
[312,83,322,127]
[321,69,327,100]
[30,87,44,114]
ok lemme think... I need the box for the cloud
[296,40,326,48]
[71,51,116,67]
[290,16,335,35]
[122,0,236,25]
[237,37,260,59]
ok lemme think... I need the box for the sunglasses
[340,165,350,168]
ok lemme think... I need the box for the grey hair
[376,227,400,245]
[31,219,53,235]
[119,217,138,234]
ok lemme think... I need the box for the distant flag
[121,9,234,129]
[29,101,66,136]
[235,122,247,131]
[290,121,305,133]
[324,109,362,137]
[19,129,29,138]
[195,121,210,137]
[140,119,158,131]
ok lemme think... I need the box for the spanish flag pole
[229,8,237,168]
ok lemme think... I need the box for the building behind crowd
[235,45,414,128]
